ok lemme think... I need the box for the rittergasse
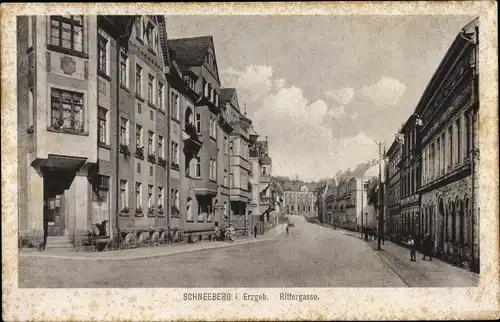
[280,292,320,302]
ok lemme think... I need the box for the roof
[364,164,379,177]
[167,36,213,67]
[220,88,235,104]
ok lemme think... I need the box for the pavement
[19,223,287,261]
[326,224,479,287]
[18,217,478,288]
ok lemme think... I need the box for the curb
[366,242,411,287]
[19,226,286,261]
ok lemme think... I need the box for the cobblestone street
[19,216,408,288]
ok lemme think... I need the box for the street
[20,216,409,288]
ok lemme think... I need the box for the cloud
[221,65,379,181]
[327,106,346,119]
[361,76,407,108]
[325,87,355,105]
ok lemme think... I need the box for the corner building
[416,19,479,271]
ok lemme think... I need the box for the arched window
[185,107,193,126]
[448,199,455,243]
[456,198,464,248]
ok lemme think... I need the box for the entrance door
[46,195,64,236]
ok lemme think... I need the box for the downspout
[112,16,133,247]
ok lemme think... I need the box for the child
[408,236,416,261]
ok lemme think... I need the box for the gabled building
[167,35,224,235]
[220,88,252,232]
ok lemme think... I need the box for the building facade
[385,139,401,236]
[283,185,318,217]
[399,114,422,240]
[415,18,479,271]
[17,15,277,248]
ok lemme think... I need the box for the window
[136,161,141,173]
[195,157,201,177]
[456,117,461,164]
[120,52,128,87]
[158,187,164,208]
[148,131,154,155]
[209,158,217,181]
[436,138,441,175]
[150,110,154,121]
[98,107,107,144]
[135,124,142,149]
[170,92,179,120]
[149,165,153,176]
[135,182,142,209]
[148,74,154,103]
[171,141,179,165]
[171,189,179,209]
[98,33,108,75]
[466,112,471,158]
[195,113,201,133]
[224,136,228,155]
[158,82,164,110]
[448,125,453,167]
[28,88,34,127]
[120,180,128,209]
[137,103,142,114]
[50,88,84,132]
[215,93,219,107]
[148,185,153,208]
[203,79,208,97]
[49,16,83,52]
[158,135,164,158]
[230,174,234,188]
[136,64,142,97]
[120,117,128,145]
[262,167,267,175]
[224,175,227,187]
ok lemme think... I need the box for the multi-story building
[220,88,252,233]
[167,35,224,236]
[247,125,262,233]
[415,18,479,271]
[283,185,318,217]
[18,15,101,244]
[398,113,422,240]
[385,139,402,237]
[17,14,269,249]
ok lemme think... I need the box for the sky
[166,15,475,182]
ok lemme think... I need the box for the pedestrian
[422,234,433,261]
[286,224,290,236]
[408,235,416,261]
[253,225,258,238]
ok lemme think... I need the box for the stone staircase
[46,236,74,252]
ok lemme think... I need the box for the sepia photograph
[2,2,499,321]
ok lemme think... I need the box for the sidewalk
[333,226,479,287]
[19,224,286,261]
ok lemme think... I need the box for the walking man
[408,235,416,261]
[286,223,290,236]
[253,224,258,238]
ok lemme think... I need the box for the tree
[365,178,380,211]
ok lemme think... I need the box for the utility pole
[376,140,386,251]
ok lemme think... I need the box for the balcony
[230,187,251,202]
[194,179,217,197]
[183,122,203,160]
[219,115,233,133]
